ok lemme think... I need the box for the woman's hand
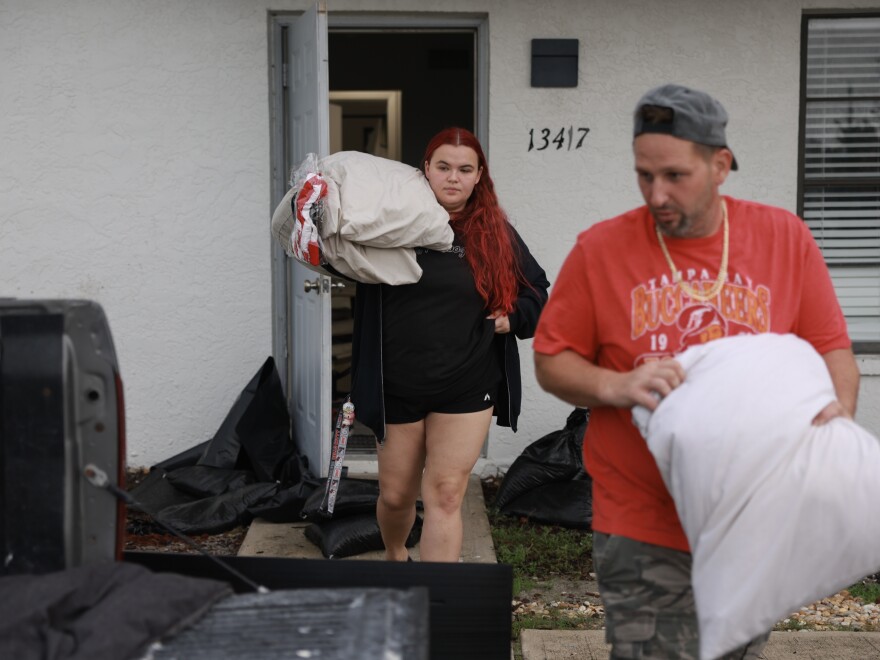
[487,311,510,334]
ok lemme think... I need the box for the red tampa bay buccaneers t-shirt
[533,196,851,551]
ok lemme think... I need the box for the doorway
[326,24,481,455]
[269,11,488,469]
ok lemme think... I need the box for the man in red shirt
[533,83,859,658]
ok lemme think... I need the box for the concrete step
[520,629,880,659]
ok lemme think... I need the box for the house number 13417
[528,127,590,151]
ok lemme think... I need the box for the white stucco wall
[2,0,878,470]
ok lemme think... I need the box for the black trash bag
[300,478,381,522]
[499,479,593,529]
[304,513,422,559]
[198,357,291,474]
[165,466,258,499]
[246,480,320,523]
[156,482,279,535]
[128,467,199,515]
[494,407,589,510]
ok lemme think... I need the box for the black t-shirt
[381,236,500,397]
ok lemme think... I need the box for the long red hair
[422,127,525,313]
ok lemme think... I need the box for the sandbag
[500,480,592,529]
[494,408,589,510]
[304,513,422,559]
[633,333,880,660]
[300,478,381,522]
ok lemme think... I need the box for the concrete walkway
[238,473,496,563]
[238,473,880,659]
[521,629,880,659]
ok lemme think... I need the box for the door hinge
[282,62,288,89]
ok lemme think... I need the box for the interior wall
[329,32,475,168]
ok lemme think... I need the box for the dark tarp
[0,562,231,660]
[129,357,321,534]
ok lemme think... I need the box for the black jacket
[349,227,549,442]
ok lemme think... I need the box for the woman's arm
[505,227,550,339]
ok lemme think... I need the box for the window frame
[798,10,880,354]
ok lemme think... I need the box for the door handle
[305,278,348,294]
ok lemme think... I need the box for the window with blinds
[801,15,880,345]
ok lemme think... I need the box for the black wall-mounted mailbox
[531,38,579,88]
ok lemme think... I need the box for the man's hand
[605,358,686,411]
[812,400,850,426]
[535,349,685,410]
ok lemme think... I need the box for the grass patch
[483,476,597,652]
[849,581,880,604]
[483,474,880,652]
[513,574,538,595]
[491,520,593,580]
[775,618,811,631]
[483,476,593,583]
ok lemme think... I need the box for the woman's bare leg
[376,421,426,561]
[419,408,493,562]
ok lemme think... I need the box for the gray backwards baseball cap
[633,83,738,170]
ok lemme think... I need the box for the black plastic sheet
[129,357,318,534]
[197,357,294,477]
[156,483,281,535]
[166,467,258,499]
[246,479,319,524]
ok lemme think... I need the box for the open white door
[272,2,332,477]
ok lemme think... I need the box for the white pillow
[319,151,452,250]
[633,333,880,660]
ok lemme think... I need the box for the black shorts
[384,382,499,425]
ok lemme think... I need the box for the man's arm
[812,347,860,424]
[534,349,686,412]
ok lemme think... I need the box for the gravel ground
[512,572,880,633]
[124,510,247,556]
[123,469,247,557]
[783,588,880,631]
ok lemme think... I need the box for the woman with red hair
[349,127,549,562]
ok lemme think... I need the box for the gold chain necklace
[655,200,729,302]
